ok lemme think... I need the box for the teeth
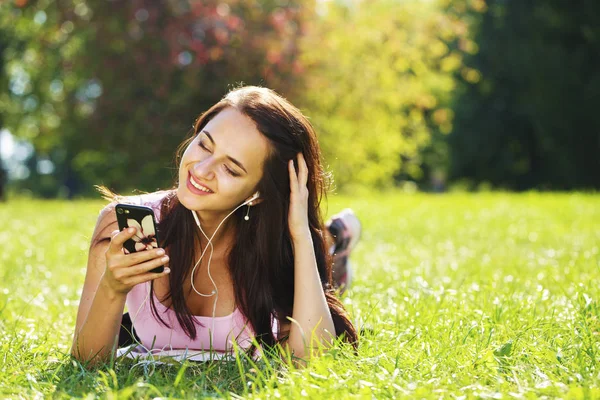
[190,175,212,193]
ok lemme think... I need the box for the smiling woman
[70,86,361,366]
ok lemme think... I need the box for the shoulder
[137,190,174,221]
[138,190,173,206]
[92,201,119,247]
[100,190,172,212]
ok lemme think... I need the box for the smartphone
[115,203,164,273]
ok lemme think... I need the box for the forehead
[201,107,271,174]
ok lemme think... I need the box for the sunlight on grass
[0,192,598,398]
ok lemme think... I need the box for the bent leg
[326,208,362,294]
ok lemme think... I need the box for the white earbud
[245,191,260,205]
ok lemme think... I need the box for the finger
[297,152,308,187]
[107,227,137,254]
[115,254,170,279]
[123,268,171,287]
[288,159,298,194]
[109,248,159,273]
[131,229,144,241]
[121,247,167,266]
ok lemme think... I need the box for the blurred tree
[0,17,13,201]
[448,0,600,190]
[298,0,469,190]
[0,0,313,197]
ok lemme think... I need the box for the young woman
[71,86,361,365]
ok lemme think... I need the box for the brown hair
[94,86,358,350]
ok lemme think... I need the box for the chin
[176,184,216,212]
[176,185,195,210]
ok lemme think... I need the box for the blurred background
[0,0,598,200]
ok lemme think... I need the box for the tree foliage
[298,0,471,189]
[1,0,312,197]
[448,0,600,190]
[5,0,596,196]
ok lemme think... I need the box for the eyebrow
[201,130,248,174]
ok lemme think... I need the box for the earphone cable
[190,194,258,340]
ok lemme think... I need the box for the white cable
[189,193,259,343]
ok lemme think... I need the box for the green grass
[1,192,599,398]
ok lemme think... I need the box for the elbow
[70,337,111,368]
[70,340,90,366]
[287,331,336,362]
[70,349,110,369]
[70,333,87,363]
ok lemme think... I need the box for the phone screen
[125,214,158,254]
[115,204,160,255]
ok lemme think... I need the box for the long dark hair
[95,86,358,349]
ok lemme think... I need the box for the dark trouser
[118,312,140,347]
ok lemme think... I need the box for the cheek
[218,174,243,191]
[179,146,193,165]
[219,176,253,197]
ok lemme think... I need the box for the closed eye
[199,140,241,177]
[198,140,210,151]
[224,165,240,177]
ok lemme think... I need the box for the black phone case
[115,203,164,273]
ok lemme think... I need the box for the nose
[193,158,216,181]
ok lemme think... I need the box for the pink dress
[122,191,278,356]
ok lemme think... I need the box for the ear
[246,191,263,206]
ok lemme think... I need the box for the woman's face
[177,107,271,213]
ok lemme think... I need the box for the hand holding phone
[103,227,171,295]
[97,203,170,296]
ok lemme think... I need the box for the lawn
[0,192,598,398]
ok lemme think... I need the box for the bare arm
[282,153,336,360]
[286,233,336,359]
[71,203,170,366]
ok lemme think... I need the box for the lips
[187,172,214,195]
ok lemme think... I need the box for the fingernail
[164,268,171,274]
[156,249,165,255]
[161,256,169,262]
[128,227,135,233]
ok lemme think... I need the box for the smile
[188,173,214,194]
